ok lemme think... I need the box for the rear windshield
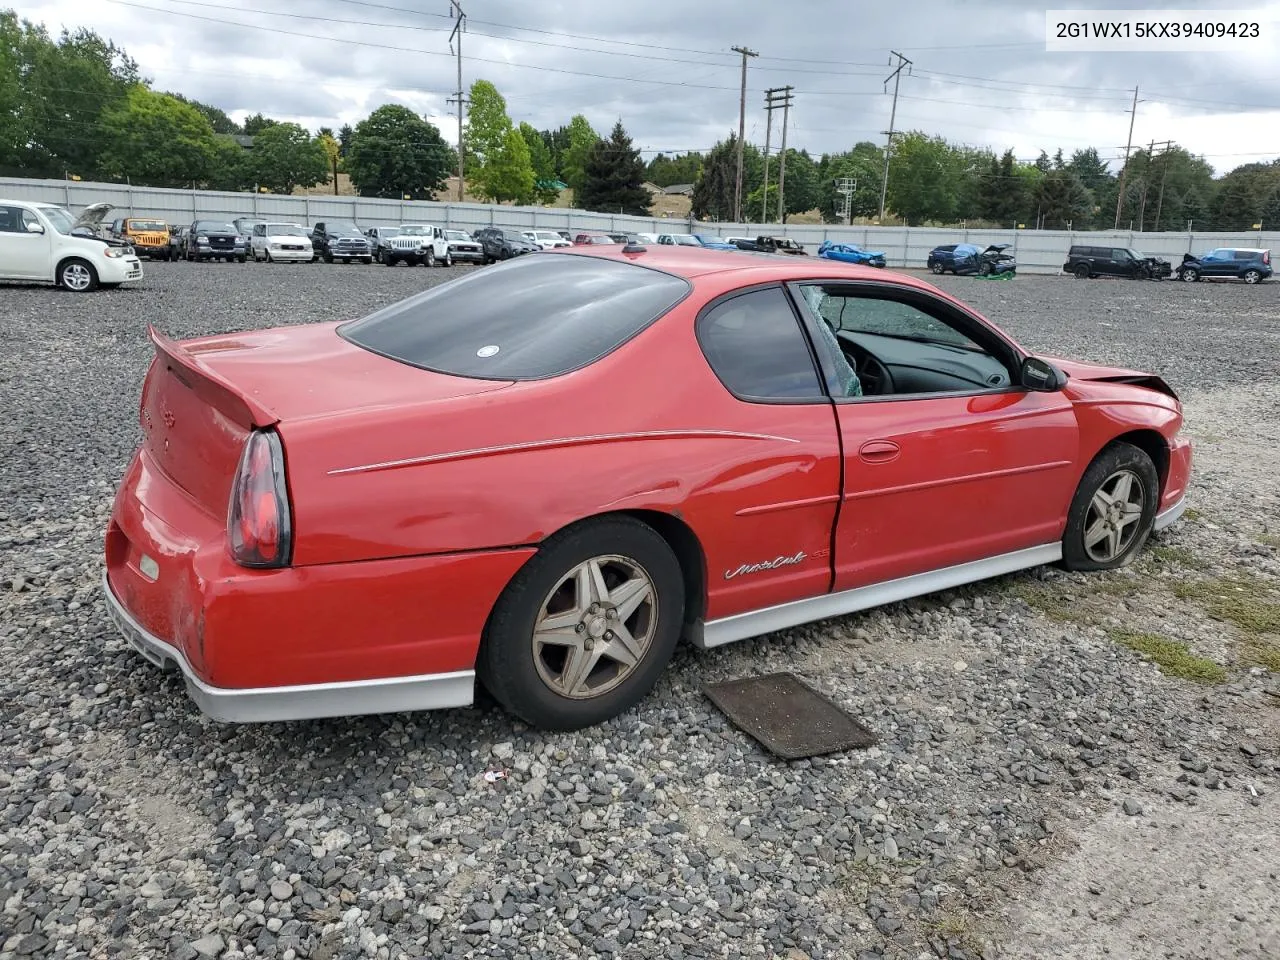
[338,254,691,380]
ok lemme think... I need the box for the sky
[13,0,1280,175]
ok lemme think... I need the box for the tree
[817,143,883,223]
[167,92,242,134]
[317,126,341,195]
[99,86,219,187]
[242,112,276,135]
[561,114,600,201]
[0,11,21,170]
[577,120,651,215]
[691,134,762,221]
[10,18,139,179]
[206,136,249,192]
[885,131,965,225]
[338,123,353,157]
[345,104,455,199]
[463,80,511,171]
[519,121,559,204]
[247,121,328,194]
[646,151,703,188]
[478,127,536,204]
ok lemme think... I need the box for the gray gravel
[1,261,1278,960]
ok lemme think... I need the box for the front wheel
[58,258,99,292]
[423,249,434,267]
[979,261,993,276]
[1061,442,1159,572]
[477,517,685,731]
[442,251,453,267]
[1180,267,1199,282]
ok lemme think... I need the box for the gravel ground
[1,261,1278,960]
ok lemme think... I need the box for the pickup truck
[728,235,808,255]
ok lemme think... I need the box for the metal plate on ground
[702,672,878,760]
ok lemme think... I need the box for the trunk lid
[140,323,514,516]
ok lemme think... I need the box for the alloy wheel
[1243,270,1262,284]
[1083,469,1146,563]
[531,555,657,700]
[61,262,92,291]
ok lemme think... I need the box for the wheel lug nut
[604,631,614,641]
[576,623,585,633]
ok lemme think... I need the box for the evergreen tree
[577,120,651,215]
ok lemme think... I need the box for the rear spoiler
[147,324,280,429]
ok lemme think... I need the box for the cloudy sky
[15,0,1280,174]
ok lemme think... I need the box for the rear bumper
[101,573,476,722]
[103,447,536,721]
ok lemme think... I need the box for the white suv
[381,223,452,266]
[523,229,572,249]
[0,200,143,292]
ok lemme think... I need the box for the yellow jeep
[112,216,172,260]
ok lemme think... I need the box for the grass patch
[1173,575,1280,635]
[1183,507,1203,522]
[927,910,987,955]
[1259,533,1280,549]
[1147,545,1208,570]
[1111,630,1227,684]
[1007,574,1139,624]
[1249,641,1280,672]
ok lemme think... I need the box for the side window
[0,205,26,233]
[793,284,1016,396]
[697,287,825,401]
[1111,248,1130,261]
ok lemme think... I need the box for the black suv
[1064,244,1170,280]
[310,220,373,263]
[473,227,539,264]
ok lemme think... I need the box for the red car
[103,246,1192,731]
[572,231,619,246]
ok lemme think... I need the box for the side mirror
[1021,356,1067,391]
[26,220,45,234]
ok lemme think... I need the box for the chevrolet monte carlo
[103,245,1192,731]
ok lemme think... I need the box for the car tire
[1243,269,1263,284]
[930,261,944,274]
[237,255,246,263]
[1061,441,1160,573]
[58,258,99,292]
[1180,267,1199,282]
[442,251,453,267]
[477,516,686,731]
[424,249,434,267]
[1073,263,1090,279]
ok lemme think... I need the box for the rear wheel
[1073,262,1090,279]
[477,517,685,731]
[58,258,98,292]
[1243,269,1263,284]
[930,261,944,274]
[1061,442,1159,572]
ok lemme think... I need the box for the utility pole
[1113,85,1140,229]
[731,45,758,224]
[878,51,911,223]
[775,86,794,223]
[447,1,468,202]
[761,87,789,224]
[1149,139,1174,231]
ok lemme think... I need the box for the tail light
[1264,251,1271,265]
[228,428,292,568]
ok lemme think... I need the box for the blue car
[692,233,738,251]
[1176,247,1272,284]
[932,242,1016,276]
[817,240,886,267]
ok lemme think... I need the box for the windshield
[329,222,361,234]
[268,224,306,236]
[38,206,77,235]
[197,222,236,233]
[445,230,470,241]
[338,254,691,380]
[1124,249,1143,259]
[127,219,167,231]
[670,235,699,246]
[399,225,430,236]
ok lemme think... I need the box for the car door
[788,279,1080,591]
[0,205,53,279]
[1197,248,1230,276]
[692,284,843,617]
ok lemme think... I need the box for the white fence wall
[4,176,1275,275]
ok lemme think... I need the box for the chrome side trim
[696,542,1063,649]
[327,429,800,476]
[101,573,475,723]
[1153,494,1187,531]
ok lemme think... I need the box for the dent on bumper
[101,572,476,722]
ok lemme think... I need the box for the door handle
[858,439,901,463]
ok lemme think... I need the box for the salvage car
[1175,248,1272,284]
[103,247,1192,731]
[0,199,143,292]
[185,219,247,262]
[943,242,1016,276]
[818,241,886,268]
[444,229,485,264]
[1064,244,1170,280]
